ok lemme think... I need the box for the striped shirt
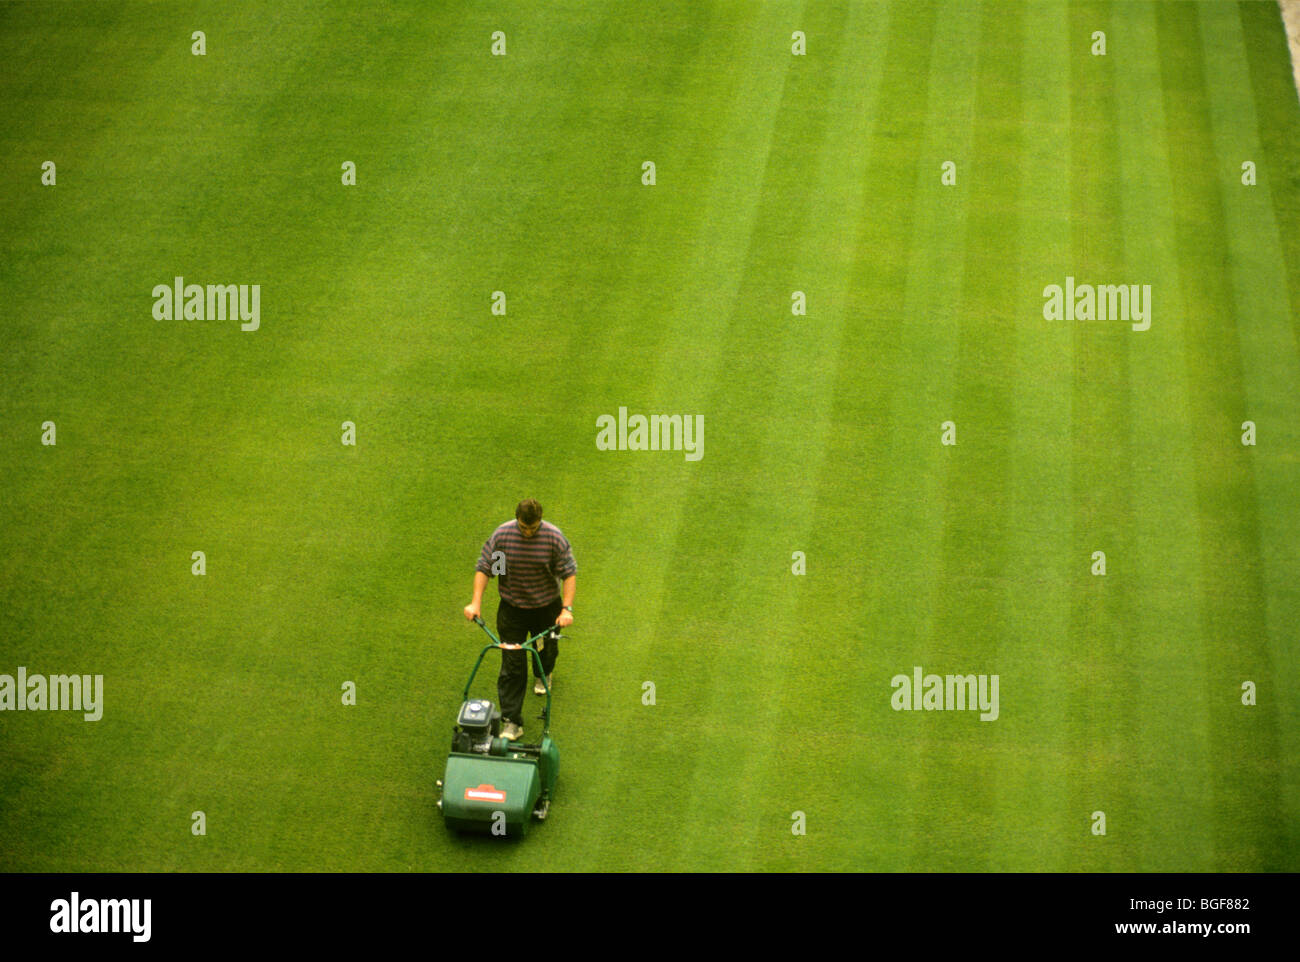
[476,520,577,609]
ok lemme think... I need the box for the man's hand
[465,572,489,622]
[557,575,576,628]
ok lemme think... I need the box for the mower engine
[452,699,502,754]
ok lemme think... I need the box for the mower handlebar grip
[469,615,560,650]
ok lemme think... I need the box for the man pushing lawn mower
[463,499,576,742]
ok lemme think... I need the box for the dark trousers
[497,597,561,726]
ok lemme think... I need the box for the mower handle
[471,615,560,649]
[464,615,561,736]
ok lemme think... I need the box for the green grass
[0,0,1297,872]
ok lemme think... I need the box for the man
[463,499,576,741]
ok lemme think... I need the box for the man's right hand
[464,603,480,621]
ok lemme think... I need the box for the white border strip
[1280,1,1300,101]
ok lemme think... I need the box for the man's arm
[556,575,576,627]
[464,570,489,621]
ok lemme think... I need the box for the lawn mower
[435,615,561,836]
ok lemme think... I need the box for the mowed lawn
[0,0,1297,872]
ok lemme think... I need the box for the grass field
[1,0,1298,873]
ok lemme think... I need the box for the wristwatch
[563,605,573,612]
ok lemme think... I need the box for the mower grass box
[441,737,559,836]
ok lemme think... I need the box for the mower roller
[435,616,561,837]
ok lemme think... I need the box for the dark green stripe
[915,0,1025,870]
[1156,0,1284,871]
[1237,0,1300,367]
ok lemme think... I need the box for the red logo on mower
[465,784,506,803]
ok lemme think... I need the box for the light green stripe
[888,0,980,870]
[999,0,1074,873]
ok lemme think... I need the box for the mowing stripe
[1112,0,1215,872]
[910,0,1025,871]
[1237,0,1300,864]
[998,0,1074,873]
[839,0,981,872]
[1065,0,1143,872]
[1155,1,1283,871]
[1197,0,1299,867]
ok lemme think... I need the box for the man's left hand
[556,609,574,628]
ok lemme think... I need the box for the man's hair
[516,499,543,525]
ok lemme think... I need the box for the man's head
[515,499,543,538]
